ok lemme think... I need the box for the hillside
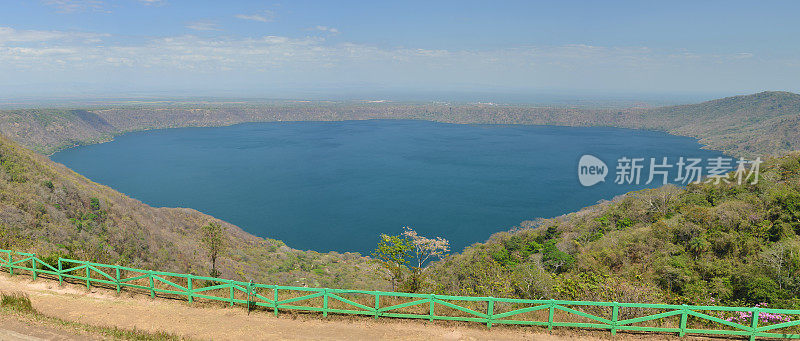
[1,92,799,158]
[428,152,800,308]
[0,133,382,289]
[636,91,800,157]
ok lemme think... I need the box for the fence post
[322,289,328,318]
[679,304,688,337]
[115,266,121,294]
[149,271,155,298]
[548,299,555,332]
[273,286,279,317]
[229,283,234,307]
[8,252,12,276]
[429,294,435,322]
[486,297,494,329]
[374,294,380,319]
[750,308,760,341]
[85,265,90,290]
[58,259,62,285]
[31,255,37,281]
[187,277,193,303]
[246,280,253,314]
[611,302,619,336]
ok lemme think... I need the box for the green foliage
[372,228,450,292]
[733,273,788,305]
[553,272,607,300]
[542,245,574,273]
[90,197,101,210]
[616,217,634,229]
[371,234,412,291]
[36,252,67,271]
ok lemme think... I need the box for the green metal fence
[1,249,799,340]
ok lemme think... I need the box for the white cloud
[138,0,164,5]
[0,33,757,75]
[0,25,795,95]
[313,26,339,34]
[0,26,108,44]
[185,21,221,32]
[235,10,275,23]
[42,0,106,13]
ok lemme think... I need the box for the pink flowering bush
[726,303,792,324]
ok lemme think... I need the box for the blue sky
[1,0,799,101]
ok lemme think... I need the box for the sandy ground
[0,313,102,340]
[0,273,716,340]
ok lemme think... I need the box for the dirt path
[0,274,705,340]
[0,313,102,340]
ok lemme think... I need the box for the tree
[760,240,800,291]
[372,234,412,291]
[400,226,450,292]
[201,221,227,277]
[402,226,450,269]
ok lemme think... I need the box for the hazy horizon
[2,1,799,99]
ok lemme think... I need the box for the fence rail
[1,249,799,340]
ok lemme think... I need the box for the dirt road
[0,274,702,340]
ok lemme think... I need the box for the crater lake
[51,120,728,254]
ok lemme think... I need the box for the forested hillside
[429,153,800,308]
[0,134,382,289]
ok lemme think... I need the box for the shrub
[90,197,101,210]
[0,292,35,314]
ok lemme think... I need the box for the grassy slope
[0,134,382,289]
[429,153,800,308]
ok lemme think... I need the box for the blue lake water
[51,120,728,254]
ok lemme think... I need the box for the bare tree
[400,226,450,292]
[761,240,799,290]
[644,185,681,217]
[402,226,450,269]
